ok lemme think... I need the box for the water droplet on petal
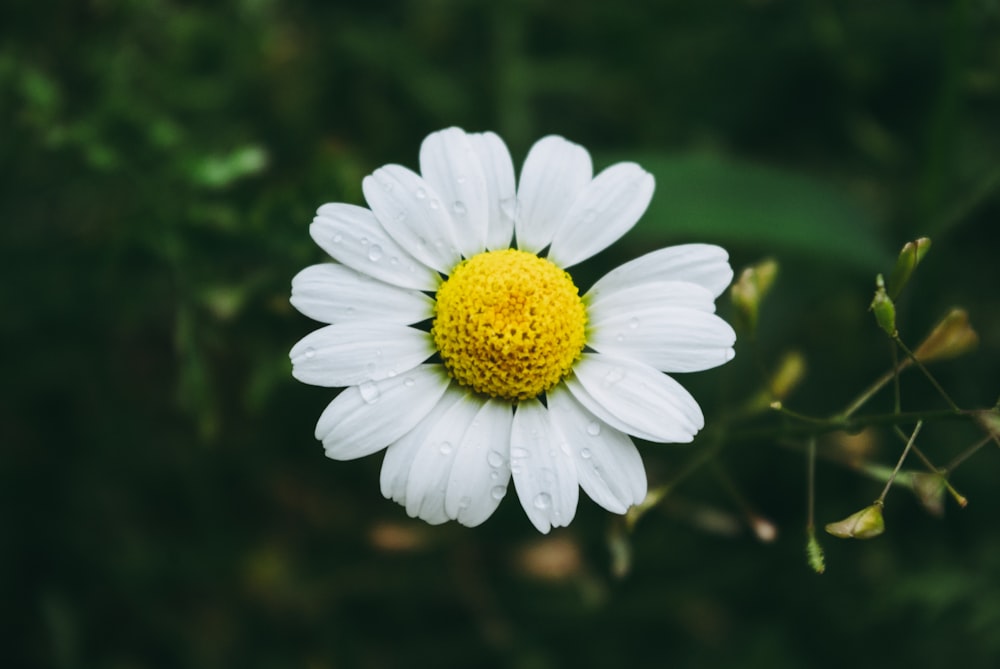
[395,211,407,222]
[439,441,453,455]
[331,233,343,244]
[580,448,592,459]
[533,492,552,510]
[359,381,380,404]
[487,450,505,468]
[499,197,518,221]
[415,188,426,199]
[628,317,640,329]
[303,347,316,359]
[604,367,625,385]
[491,485,507,500]
[367,244,383,261]
[429,199,440,210]
[511,447,529,460]
[359,237,369,246]
[456,174,466,184]
[403,377,416,387]
[452,201,467,216]
[586,421,601,436]
[615,333,625,342]
[458,495,471,509]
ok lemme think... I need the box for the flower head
[290,127,736,532]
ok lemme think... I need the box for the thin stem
[946,433,995,472]
[877,421,923,504]
[839,358,914,419]
[806,438,817,533]
[894,337,962,413]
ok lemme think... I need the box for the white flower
[290,127,736,533]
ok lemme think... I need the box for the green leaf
[623,152,890,270]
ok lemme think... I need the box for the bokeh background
[4,0,1000,667]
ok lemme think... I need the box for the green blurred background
[3,0,1000,667]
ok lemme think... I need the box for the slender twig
[877,421,923,504]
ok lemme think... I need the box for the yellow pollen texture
[432,249,587,401]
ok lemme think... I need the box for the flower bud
[769,350,806,401]
[913,308,978,363]
[806,530,826,574]
[869,275,897,337]
[825,502,885,539]
[909,472,946,517]
[887,237,931,299]
[730,259,778,332]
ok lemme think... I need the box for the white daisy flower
[290,127,736,533]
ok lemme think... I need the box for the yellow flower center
[432,249,587,401]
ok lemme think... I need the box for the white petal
[587,280,716,317]
[547,163,655,268]
[469,131,517,250]
[290,323,434,387]
[315,364,451,460]
[419,127,489,258]
[589,306,736,373]
[290,263,434,325]
[362,165,462,274]
[444,399,514,527]
[311,203,440,291]
[587,244,734,301]
[403,392,484,525]
[565,353,704,443]
[515,136,592,254]
[510,399,578,533]
[380,386,465,506]
[547,385,647,513]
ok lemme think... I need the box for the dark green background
[4,1,1000,667]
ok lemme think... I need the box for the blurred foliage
[3,0,1000,668]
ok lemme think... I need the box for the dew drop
[615,333,625,342]
[604,367,626,385]
[490,470,499,481]
[439,442,453,456]
[359,237,369,246]
[452,201,467,216]
[303,347,316,359]
[389,256,399,265]
[367,244,383,261]
[491,485,507,500]
[365,362,376,375]
[511,447,529,460]
[403,377,416,387]
[331,233,343,244]
[359,381,380,404]
[628,317,640,329]
[395,211,407,222]
[499,197,518,220]
[429,199,441,210]
[586,421,602,436]
[580,448,592,459]
[487,450,505,468]
[533,492,552,510]
[415,187,426,199]
[458,495,471,509]
[456,174,467,184]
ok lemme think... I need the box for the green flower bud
[806,530,826,574]
[913,308,978,363]
[730,259,778,333]
[887,237,931,299]
[869,275,897,337]
[825,502,885,539]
